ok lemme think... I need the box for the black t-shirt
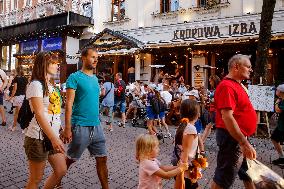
[114,79,126,101]
[12,76,28,96]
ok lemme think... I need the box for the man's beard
[85,63,95,70]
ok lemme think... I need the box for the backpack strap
[101,83,112,102]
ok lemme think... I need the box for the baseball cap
[277,84,284,92]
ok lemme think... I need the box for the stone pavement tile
[6,185,19,189]
[61,182,76,189]
[108,181,124,189]
[13,175,28,183]
[0,175,12,183]
[120,178,138,189]
[1,179,16,187]
[15,180,27,188]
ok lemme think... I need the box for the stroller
[131,96,147,129]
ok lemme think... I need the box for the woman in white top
[24,52,66,189]
[173,99,200,189]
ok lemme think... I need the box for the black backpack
[159,99,167,112]
[17,81,44,130]
[150,97,160,114]
[17,97,34,130]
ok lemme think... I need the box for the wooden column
[185,50,189,84]
[211,52,216,75]
[111,0,114,21]
[124,56,129,82]
[113,55,119,76]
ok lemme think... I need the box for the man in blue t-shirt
[61,47,109,189]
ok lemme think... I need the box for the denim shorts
[146,106,158,120]
[159,111,165,119]
[213,128,250,189]
[67,125,107,160]
[113,100,126,113]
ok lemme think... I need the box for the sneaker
[108,128,113,132]
[272,158,284,165]
[118,122,125,128]
[2,122,6,126]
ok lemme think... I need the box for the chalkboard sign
[248,85,275,112]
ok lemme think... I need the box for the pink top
[138,158,162,189]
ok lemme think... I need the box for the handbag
[246,159,284,189]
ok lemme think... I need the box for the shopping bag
[246,159,284,189]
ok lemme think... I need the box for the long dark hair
[209,75,221,89]
[154,89,165,103]
[175,99,200,145]
[16,66,25,77]
[31,52,57,96]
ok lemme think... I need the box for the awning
[0,12,93,44]
[98,48,140,55]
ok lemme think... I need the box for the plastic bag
[246,159,284,189]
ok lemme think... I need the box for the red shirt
[214,78,257,136]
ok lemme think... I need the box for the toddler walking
[136,134,188,189]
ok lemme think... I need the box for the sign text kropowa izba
[173,22,257,40]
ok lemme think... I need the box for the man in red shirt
[211,54,257,189]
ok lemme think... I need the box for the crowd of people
[0,47,283,189]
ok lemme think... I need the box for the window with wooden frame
[160,0,170,13]
[25,0,32,7]
[13,0,18,10]
[111,0,125,21]
[197,0,221,8]
[0,0,3,14]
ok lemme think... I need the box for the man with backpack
[0,69,8,126]
[113,73,126,128]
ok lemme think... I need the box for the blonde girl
[136,134,188,189]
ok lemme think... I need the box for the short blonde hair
[135,134,159,162]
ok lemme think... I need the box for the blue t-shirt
[102,82,114,107]
[66,71,100,126]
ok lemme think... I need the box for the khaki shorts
[24,136,57,162]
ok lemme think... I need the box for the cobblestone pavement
[0,107,283,189]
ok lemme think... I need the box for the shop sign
[66,55,79,60]
[194,72,203,80]
[173,22,257,40]
[21,40,38,53]
[42,37,62,51]
[95,34,122,45]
